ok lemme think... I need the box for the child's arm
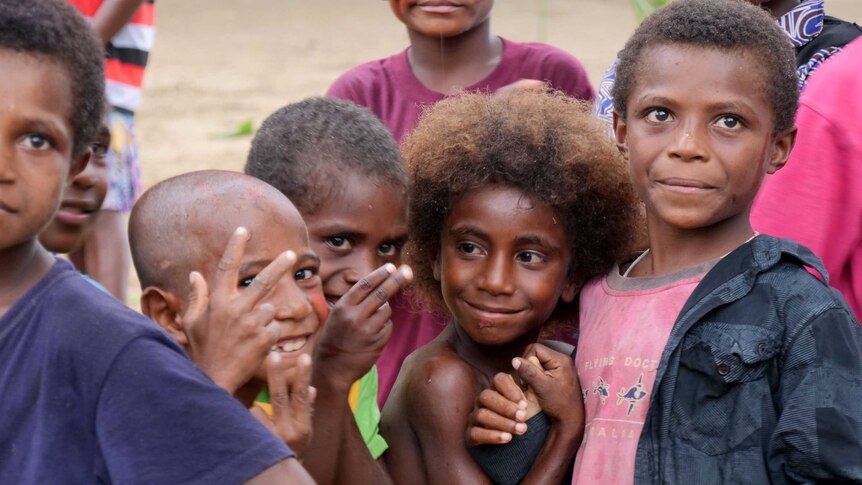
[91,0,147,45]
[303,264,412,485]
[770,307,862,482]
[384,354,493,485]
[467,344,584,484]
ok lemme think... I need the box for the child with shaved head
[130,169,409,484]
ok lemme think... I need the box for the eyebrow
[516,234,560,251]
[636,94,754,114]
[237,252,319,276]
[448,225,489,240]
[296,252,321,267]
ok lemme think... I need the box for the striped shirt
[68,0,156,113]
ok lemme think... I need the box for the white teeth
[277,337,307,352]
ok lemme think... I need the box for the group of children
[2,0,862,484]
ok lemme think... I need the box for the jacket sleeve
[768,305,862,482]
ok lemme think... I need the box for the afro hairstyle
[404,90,642,315]
[244,97,406,214]
[0,0,105,157]
[612,0,799,134]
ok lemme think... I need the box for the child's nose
[343,252,377,286]
[273,280,313,322]
[668,124,708,162]
[478,253,515,296]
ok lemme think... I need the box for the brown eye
[646,109,673,123]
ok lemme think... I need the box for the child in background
[471,1,862,482]
[67,0,156,301]
[752,37,862,319]
[0,1,310,482]
[245,97,421,410]
[329,0,594,145]
[382,90,642,484]
[39,120,109,259]
[130,170,409,484]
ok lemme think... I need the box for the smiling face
[434,185,575,346]
[304,173,408,304]
[389,0,493,38]
[192,194,327,383]
[614,44,793,235]
[39,121,109,253]
[0,50,78,254]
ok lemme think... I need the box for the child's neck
[406,20,502,95]
[633,216,757,278]
[0,240,54,317]
[449,323,540,381]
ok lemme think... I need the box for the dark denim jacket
[634,236,862,484]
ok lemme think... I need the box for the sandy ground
[127,0,861,302]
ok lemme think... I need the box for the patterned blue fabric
[778,0,824,47]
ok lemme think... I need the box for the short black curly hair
[612,0,798,133]
[245,97,406,214]
[405,90,642,315]
[0,0,105,157]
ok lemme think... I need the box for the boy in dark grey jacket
[466,1,862,483]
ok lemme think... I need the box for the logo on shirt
[593,376,610,404]
[616,373,649,416]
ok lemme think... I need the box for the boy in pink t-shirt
[467,1,862,483]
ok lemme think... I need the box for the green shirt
[255,365,387,459]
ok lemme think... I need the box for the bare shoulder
[403,339,483,414]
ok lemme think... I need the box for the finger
[467,426,513,446]
[340,263,397,308]
[478,386,527,422]
[266,352,289,418]
[183,271,210,328]
[526,342,566,368]
[355,265,413,318]
[513,356,551,394]
[237,250,296,309]
[287,354,313,414]
[213,227,249,296]
[491,372,528,411]
[475,407,528,436]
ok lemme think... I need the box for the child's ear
[765,125,797,174]
[69,149,91,180]
[561,279,581,304]
[612,110,629,160]
[432,250,442,281]
[140,286,189,346]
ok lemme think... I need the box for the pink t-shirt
[327,37,594,144]
[572,259,715,484]
[752,37,862,319]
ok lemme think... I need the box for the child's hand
[183,227,293,394]
[251,352,316,460]
[466,344,583,446]
[515,344,583,426]
[495,79,548,96]
[313,263,413,391]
